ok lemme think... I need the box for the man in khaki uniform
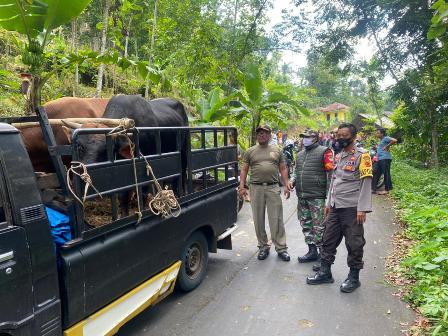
[307,123,373,293]
[239,125,291,261]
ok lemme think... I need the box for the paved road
[119,194,414,336]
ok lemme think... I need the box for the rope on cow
[140,154,181,219]
[127,139,143,224]
[107,120,143,223]
[67,162,103,206]
[107,123,181,220]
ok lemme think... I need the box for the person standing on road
[307,123,373,293]
[372,128,397,195]
[239,125,291,262]
[289,129,334,267]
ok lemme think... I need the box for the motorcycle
[283,141,295,179]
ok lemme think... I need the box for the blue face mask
[303,138,316,147]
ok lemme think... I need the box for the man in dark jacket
[290,129,334,266]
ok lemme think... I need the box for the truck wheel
[177,231,208,292]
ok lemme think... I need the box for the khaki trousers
[249,184,288,252]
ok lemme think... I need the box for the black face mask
[337,138,354,148]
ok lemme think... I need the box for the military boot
[312,248,321,271]
[340,268,361,293]
[306,261,334,285]
[298,244,319,263]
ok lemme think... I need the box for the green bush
[391,158,448,335]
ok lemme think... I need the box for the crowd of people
[238,123,397,293]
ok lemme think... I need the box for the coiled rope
[140,154,181,218]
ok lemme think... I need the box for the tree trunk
[431,125,439,168]
[226,0,239,94]
[71,19,79,97]
[250,112,261,146]
[145,0,158,99]
[240,0,268,62]
[361,9,399,82]
[27,76,41,116]
[250,122,256,146]
[124,16,132,58]
[95,0,112,98]
[429,109,439,168]
[134,37,139,60]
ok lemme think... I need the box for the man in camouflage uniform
[307,123,373,293]
[290,130,334,267]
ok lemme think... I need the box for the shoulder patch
[359,153,373,179]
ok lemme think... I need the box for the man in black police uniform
[306,123,373,293]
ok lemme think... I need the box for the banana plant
[230,63,310,146]
[195,87,239,124]
[0,0,91,114]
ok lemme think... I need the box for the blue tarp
[45,207,72,246]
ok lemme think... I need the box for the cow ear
[118,145,133,159]
[62,126,73,143]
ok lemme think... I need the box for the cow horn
[61,120,83,129]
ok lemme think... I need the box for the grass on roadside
[390,159,448,335]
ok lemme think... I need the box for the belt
[250,182,278,186]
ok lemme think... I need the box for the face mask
[337,138,354,148]
[303,138,316,147]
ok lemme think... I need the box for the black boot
[340,268,361,293]
[312,248,321,271]
[306,261,334,285]
[298,244,319,263]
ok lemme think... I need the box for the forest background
[0,0,446,164]
[0,1,447,334]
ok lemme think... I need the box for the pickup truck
[0,108,238,336]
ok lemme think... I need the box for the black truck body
[0,110,238,336]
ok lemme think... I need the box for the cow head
[62,121,134,164]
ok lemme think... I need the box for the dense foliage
[391,157,448,335]
[289,0,448,167]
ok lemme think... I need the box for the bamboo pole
[12,118,135,129]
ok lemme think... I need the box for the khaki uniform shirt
[242,145,285,183]
[326,146,373,212]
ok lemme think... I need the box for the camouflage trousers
[297,198,326,247]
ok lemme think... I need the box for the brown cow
[20,97,109,172]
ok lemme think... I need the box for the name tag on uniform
[343,164,355,171]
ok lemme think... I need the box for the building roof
[356,113,395,129]
[319,102,350,113]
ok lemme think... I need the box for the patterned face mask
[303,137,316,147]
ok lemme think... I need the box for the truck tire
[176,231,209,292]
